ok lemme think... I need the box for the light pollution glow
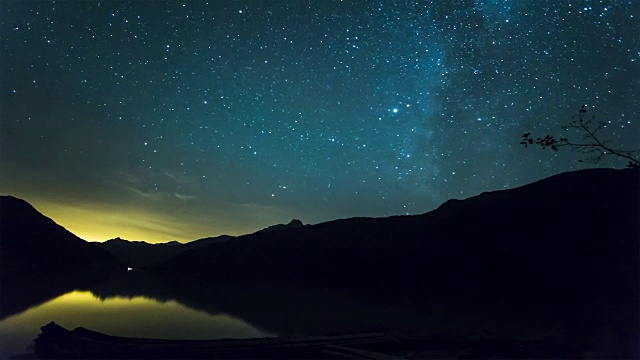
[0,162,299,243]
[0,193,284,243]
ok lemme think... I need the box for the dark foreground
[33,322,599,359]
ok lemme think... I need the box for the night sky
[1,1,638,243]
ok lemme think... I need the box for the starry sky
[1,1,638,243]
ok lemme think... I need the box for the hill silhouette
[0,196,124,318]
[95,220,305,268]
[255,219,305,234]
[1,168,638,357]
[0,196,123,277]
[157,167,639,357]
[95,235,233,268]
[159,168,638,290]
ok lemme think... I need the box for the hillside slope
[0,196,123,277]
[158,167,639,356]
[0,196,124,318]
[95,235,233,268]
[160,167,638,292]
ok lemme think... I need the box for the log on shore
[33,322,590,359]
[33,322,397,359]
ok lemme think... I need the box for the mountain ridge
[95,235,234,268]
[255,219,305,234]
[0,195,124,276]
[154,167,639,356]
[0,195,125,318]
[158,166,639,295]
[95,219,306,267]
[1,167,638,356]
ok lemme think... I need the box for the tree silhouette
[521,105,639,168]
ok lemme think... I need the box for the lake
[0,271,583,359]
[0,290,272,359]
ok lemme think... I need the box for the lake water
[0,290,272,359]
[0,272,568,359]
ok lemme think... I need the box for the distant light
[127,267,133,271]
[392,108,398,113]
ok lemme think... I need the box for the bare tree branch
[520,105,640,168]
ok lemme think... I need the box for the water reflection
[0,271,571,359]
[0,290,272,359]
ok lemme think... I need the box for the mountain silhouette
[1,168,638,357]
[0,196,124,318]
[157,167,639,357]
[159,167,638,291]
[183,235,234,249]
[95,235,234,268]
[0,196,123,277]
[256,219,305,234]
[95,219,306,268]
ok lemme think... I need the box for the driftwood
[33,322,589,359]
[33,322,401,359]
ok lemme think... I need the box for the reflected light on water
[0,290,272,359]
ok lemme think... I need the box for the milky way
[2,1,638,242]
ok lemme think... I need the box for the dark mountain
[96,237,183,268]
[256,219,305,234]
[0,196,123,277]
[0,196,124,318]
[96,220,309,268]
[159,168,639,289]
[184,235,234,249]
[157,167,639,357]
[96,235,233,268]
[94,220,306,269]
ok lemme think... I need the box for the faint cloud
[116,171,144,186]
[174,192,194,201]
[164,170,195,185]
[127,186,164,200]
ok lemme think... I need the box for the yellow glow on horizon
[0,191,289,243]
[0,161,296,243]
[0,162,237,243]
[35,201,229,243]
